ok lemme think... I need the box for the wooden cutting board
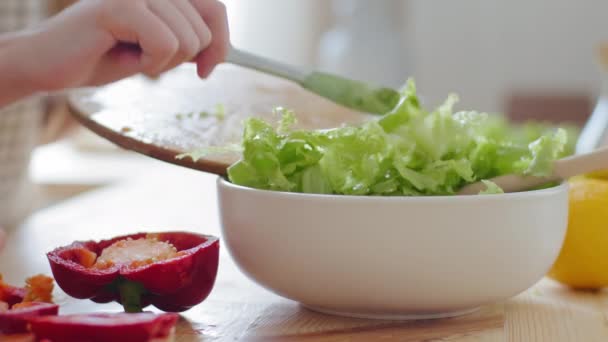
[68,64,372,175]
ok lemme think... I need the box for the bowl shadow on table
[239,303,505,342]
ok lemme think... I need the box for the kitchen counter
[1,143,608,342]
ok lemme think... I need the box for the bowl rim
[217,177,568,203]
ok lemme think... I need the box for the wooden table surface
[2,143,608,342]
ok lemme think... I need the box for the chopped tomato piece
[23,275,54,304]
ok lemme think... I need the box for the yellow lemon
[586,169,608,180]
[547,177,608,289]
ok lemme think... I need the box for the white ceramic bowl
[217,178,568,320]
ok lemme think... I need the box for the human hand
[18,0,229,92]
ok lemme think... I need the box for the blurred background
[48,0,608,124]
[51,0,608,124]
[223,0,608,125]
[1,0,607,226]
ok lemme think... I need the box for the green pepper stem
[118,280,146,313]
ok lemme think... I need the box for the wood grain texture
[2,159,608,341]
[68,64,371,175]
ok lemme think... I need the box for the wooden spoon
[67,64,372,175]
[457,146,608,195]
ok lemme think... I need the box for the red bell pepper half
[29,312,178,342]
[47,232,219,313]
[0,302,59,334]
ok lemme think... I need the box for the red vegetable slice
[0,302,59,334]
[0,275,26,307]
[29,312,179,342]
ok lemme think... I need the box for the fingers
[104,1,178,76]
[147,0,211,74]
[191,0,230,78]
[100,0,227,79]
[174,0,213,55]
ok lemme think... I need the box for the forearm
[0,32,39,108]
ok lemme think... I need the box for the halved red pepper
[29,312,178,342]
[0,302,59,334]
[47,232,219,313]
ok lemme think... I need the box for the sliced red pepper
[47,232,219,313]
[0,302,59,334]
[29,312,178,342]
[0,275,26,307]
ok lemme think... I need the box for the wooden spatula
[67,64,372,176]
[457,146,608,195]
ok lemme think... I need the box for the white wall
[224,0,608,113]
[408,0,608,111]
[224,0,327,67]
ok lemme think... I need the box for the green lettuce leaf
[221,79,577,196]
[479,180,505,195]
